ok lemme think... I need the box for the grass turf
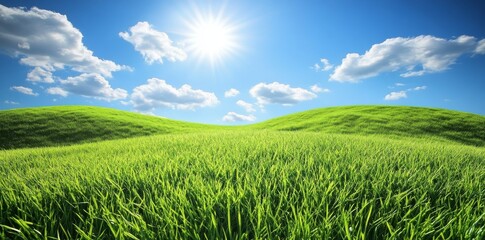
[1,132,484,239]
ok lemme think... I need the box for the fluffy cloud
[250,82,316,106]
[46,87,68,97]
[131,78,218,111]
[224,88,240,98]
[330,35,485,82]
[222,112,256,122]
[120,22,187,64]
[312,58,333,72]
[236,100,255,112]
[310,85,330,93]
[27,67,54,83]
[10,86,38,96]
[384,91,407,101]
[0,4,128,80]
[58,73,127,101]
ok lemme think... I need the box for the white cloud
[131,78,218,111]
[59,73,127,101]
[0,4,129,81]
[17,42,30,50]
[476,39,485,54]
[46,87,68,97]
[224,88,240,98]
[310,85,330,93]
[330,35,485,82]
[27,67,54,83]
[412,86,427,91]
[400,70,425,78]
[222,112,256,122]
[312,58,333,72]
[384,85,427,101]
[120,21,187,64]
[236,100,256,112]
[4,100,19,105]
[250,82,317,106]
[10,86,38,96]
[384,91,407,101]
[395,83,405,86]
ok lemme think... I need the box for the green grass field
[1,106,484,239]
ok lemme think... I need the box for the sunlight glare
[185,10,240,65]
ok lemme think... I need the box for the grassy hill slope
[1,105,484,149]
[0,106,221,149]
[250,105,485,146]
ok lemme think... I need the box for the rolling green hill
[251,105,485,146]
[0,106,222,149]
[1,105,484,149]
[1,105,485,239]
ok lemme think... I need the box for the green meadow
[1,106,484,239]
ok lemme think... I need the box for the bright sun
[186,12,239,65]
[193,20,231,57]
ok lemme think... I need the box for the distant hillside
[0,106,219,149]
[1,105,484,149]
[250,105,485,146]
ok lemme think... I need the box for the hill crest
[0,105,219,149]
[1,105,484,149]
[252,105,485,146]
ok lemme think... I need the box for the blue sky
[1,0,484,124]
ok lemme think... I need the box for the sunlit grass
[1,131,484,239]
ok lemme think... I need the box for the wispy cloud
[222,112,256,122]
[10,86,38,96]
[330,35,485,82]
[4,100,19,105]
[476,39,485,54]
[120,21,187,64]
[236,100,256,112]
[412,86,427,91]
[310,85,330,93]
[312,58,333,72]
[384,85,427,101]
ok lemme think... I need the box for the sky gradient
[1,0,484,124]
